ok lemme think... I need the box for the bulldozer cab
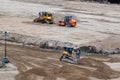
[34,12,54,24]
[39,12,53,20]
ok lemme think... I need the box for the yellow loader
[34,12,54,24]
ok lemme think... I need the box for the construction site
[0,0,120,80]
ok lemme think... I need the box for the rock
[78,46,98,53]
[0,61,5,68]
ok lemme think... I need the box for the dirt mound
[0,61,5,68]
[109,57,120,62]
[92,64,120,79]
[16,65,91,80]
[66,75,89,80]
[15,68,46,80]
[78,58,120,79]
[54,65,91,79]
[78,58,103,67]
[15,68,56,80]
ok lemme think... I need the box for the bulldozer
[34,12,54,24]
[56,16,76,27]
[60,46,81,64]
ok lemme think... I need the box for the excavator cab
[34,12,54,24]
[60,46,80,64]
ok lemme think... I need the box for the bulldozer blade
[61,58,77,64]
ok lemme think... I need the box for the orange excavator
[56,16,76,27]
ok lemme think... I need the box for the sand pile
[109,57,120,62]
[54,65,91,80]
[0,61,5,68]
[93,64,120,79]
[16,65,92,80]
[78,58,103,67]
[15,68,56,80]
[78,58,120,79]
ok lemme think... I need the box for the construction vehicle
[34,12,54,24]
[2,57,9,63]
[56,16,76,27]
[60,46,81,64]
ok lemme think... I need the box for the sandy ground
[0,43,120,80]
[0,0,120,80]
[0,63,18,80]
[0,0,120,48]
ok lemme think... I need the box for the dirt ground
[0,0,120,80]
[0,43,120,80]
[0,0,120,47]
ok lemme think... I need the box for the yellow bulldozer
[34,12,54,24]
[60,46,81,64]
